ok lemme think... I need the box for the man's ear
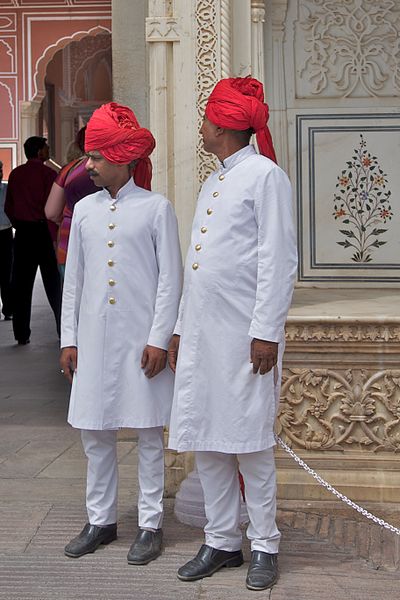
[215,126,225,137]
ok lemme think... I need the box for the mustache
[87,170,99,176]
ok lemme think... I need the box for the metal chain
[275,434,400,536]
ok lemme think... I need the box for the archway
[40,32,112,165]
[19,28,111,166]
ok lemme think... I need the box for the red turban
[205,77,277,163]
[85,102,156,190]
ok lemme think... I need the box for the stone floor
[0,279,399,600]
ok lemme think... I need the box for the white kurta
[61,178,182,430]
[168,145,297,453]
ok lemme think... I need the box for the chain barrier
[275,434,400,536]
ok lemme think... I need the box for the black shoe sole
[127,549,162,565]
[64,533,117,558]
[177,555,244,582]
[246,575,278,591]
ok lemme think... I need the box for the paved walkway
[0,280,398,600]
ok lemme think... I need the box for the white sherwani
[61,178,182,430]
[168,145,297,454]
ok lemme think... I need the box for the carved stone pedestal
[276,288,400,504]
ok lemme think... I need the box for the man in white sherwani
[168,78,297,591]
[60,102,182,565]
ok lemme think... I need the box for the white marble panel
[295,112,400,285]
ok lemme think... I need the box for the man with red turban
[168,78,297,591]
[60,102,182,565]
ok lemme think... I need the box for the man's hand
[60,346,78,383]
[250,339,278,375]
[167,334,180,373]
[141,345,167,378]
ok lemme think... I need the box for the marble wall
[283,0,400,286]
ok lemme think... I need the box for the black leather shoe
[177,544,243,581]
[246,551,278,590]
[127,528,163,565]
[17,339,30,345]
[64,523,117,558]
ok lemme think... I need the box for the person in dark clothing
[0,160,13,320]
[4,136,61,344]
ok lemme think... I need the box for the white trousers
[81,427,164,529]
[196,449,281,553]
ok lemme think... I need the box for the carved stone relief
[195,0,219,184]
[295,0,400,98]
[285,322,400,343]
[277,367,400,453]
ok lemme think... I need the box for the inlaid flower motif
[335,208,347,217]
[332,134,393,263]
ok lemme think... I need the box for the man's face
[85,151,123,188]
[200,117,220,154]
[38,143,50,162]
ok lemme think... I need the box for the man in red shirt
[5,136,61,344]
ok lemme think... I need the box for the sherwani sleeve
[248,166,297,343]
[60,209,84,348]
[147,200,183,350]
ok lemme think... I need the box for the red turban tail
[85,102,155,190]
[205,77,277,163]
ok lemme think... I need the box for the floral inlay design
[277,369,400,453]
[298,0,400,98]
[333,135,392,263]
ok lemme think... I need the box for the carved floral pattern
[277,368,400,453]
[298,0,400,97]
[195,0,218,183]
[285,322,400,343]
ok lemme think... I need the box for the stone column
[59,104,76,163]
[265,0,289,170]
[111,0,148,126]
[146,0,198,251]
[19,100,41,163]
[251,0,266,86]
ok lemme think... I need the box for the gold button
[213,191,219,198]
[195,244,202,251]
[219,174,225,181]
[108,223,116,230]
[207,208,213,215]
[200,226,207,234]
[107,240,114,248]
[108,279,116,286]
[108,259,114,267]
[109,297,116,304]
[110,204,116,211]
[192,263,199,270]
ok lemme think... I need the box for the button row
[109,205,117,301]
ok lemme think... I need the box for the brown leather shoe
[64,523,117,558]
[127,528,163,565]
[177,544,243,581]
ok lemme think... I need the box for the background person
[0,160,13,321]
[45,127,97,278]
[4,137,61,344]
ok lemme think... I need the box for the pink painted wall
[0,0,111,178]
